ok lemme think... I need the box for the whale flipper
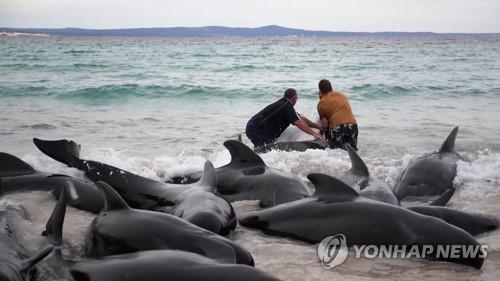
[33,138,81,167]
[44,183,69,246]
[20,246,53,275]
[96,181,131,211]
[307,173,359,200]
[0,152,35,177]
[439,126,459,153]
[429,188,455,206]
[199,161,218,191]
[223,140,266,167]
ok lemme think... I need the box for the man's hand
[313,133,325,141]
[293,119,323,140]
[300,116,322,130]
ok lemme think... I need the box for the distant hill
[0,25,495,37]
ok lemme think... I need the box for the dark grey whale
[85,181,254,265]
[394,126,462,200]
[0,180,53,281]
[52,250,281,281]
[328,150,486,236]
[213,140,311,207]
[33,138,236,235]
[40,183,281,281]
[169,140,311,207]
[254,139,328,153]
[337,144,455,207]
[0,152,103,213]
[239,174,485,269]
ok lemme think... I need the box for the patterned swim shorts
[325,124,358,150]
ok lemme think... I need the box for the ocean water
[1,34,500,280]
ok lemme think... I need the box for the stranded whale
[210,140,311,207]
[169,140,311,207]
[337,144,455,207]
[239,174,485,269]
[394,126,462,200]
[84,181,254,265]
[39,184,281,281]
[33,138,236,235]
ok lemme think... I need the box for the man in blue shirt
[246,88,324,148]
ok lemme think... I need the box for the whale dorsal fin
[0,152,35,177]
[345,144,369,178]
[223,140,266,167]
[96,181,131,211]
[429,188,456,206]
[438,126,459,153]
[307,173,359,200]
[199,161,218,191]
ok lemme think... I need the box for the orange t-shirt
[317,91,357,127]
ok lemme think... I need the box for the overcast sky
[1,0,499,33]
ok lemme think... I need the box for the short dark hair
[318,79,333,94]
[283,88,297,99]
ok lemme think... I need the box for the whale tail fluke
[439,126,459,153]
[33,138,81,168]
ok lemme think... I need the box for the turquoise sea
[1,34,500,280]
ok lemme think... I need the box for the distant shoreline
[1,25,498,37]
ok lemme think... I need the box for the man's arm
[320,117,329,131]
[293,119,325,140]
[300,116,322,130]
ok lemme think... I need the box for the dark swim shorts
[245,120,276,148]
[325,124,358,150]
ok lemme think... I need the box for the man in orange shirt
[317,79,358,150]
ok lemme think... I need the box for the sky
[1,0,499,33]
